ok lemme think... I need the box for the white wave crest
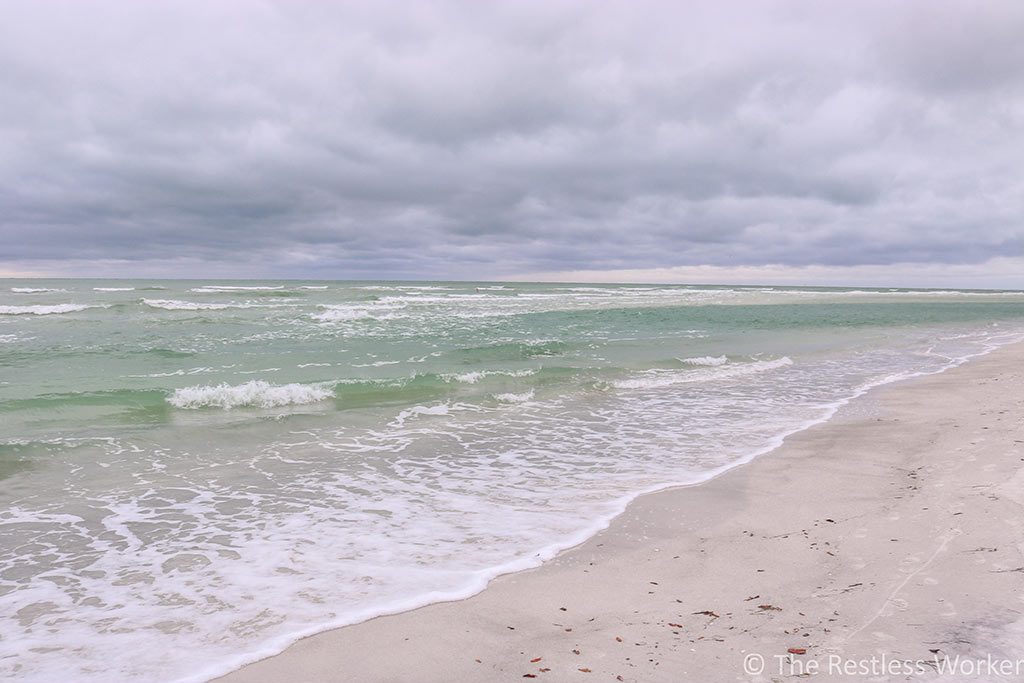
[144,299,240,311]
[313,303,406,322]
[613,357,793,390]
[93,287,136,292]
[678,355,728,366]
[11,287,67,293]
[168,380,334,409]
[0,304,92,315]
[443,369,537,384]
[192,285,284,292]
[351,360,401,367]
[493,390,535,403]
[300,285,329,290]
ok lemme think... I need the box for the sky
[1,1,1023,287]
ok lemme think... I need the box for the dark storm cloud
[0,0,1022,279]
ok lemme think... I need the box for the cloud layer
[1,1,1022,283]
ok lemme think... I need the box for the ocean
[3,280,1024,682]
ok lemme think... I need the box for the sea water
[2,280,1024,681]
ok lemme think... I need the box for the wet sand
[217,342,1024,682]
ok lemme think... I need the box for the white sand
[217,342,1024,682]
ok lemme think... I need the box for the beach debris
[617,676,624,681]
[559,607,567,611]
[572,649,581,655]
[578,668,592,673]
[788,648,807,655]
[530,657,542,663]
[744,595,760,601]
[668,623,683,629]
[757,604,781,611]
[540,668,551,672]
[615,636,623,642]
[692,610,719,618]
[523,675,537,679]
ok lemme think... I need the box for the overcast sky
[1,1,1022,286]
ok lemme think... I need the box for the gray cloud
[0,0,1022,280]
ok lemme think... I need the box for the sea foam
[168,380,334,409]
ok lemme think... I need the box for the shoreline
[216,341,1024,682]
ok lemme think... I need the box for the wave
[93,287,136,292]
[454,340,567,362]
[678,355,728,366]
[0,304,93,315]
[313,303,406,322]
[192,285,285,292]
[10,287,67,293]
[391,403,451,427]
[300,286,329,290]
[143,299,251,311]
[492,390,535,403]
[442,369,537,384]
[612,357,793,390]
[167,381,334,409]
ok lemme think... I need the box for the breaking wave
[0,304,93,315]
[442,369,537,384]
[313,303,407,322]
[10,287,67,293]
[492,390,535,403]
[143,299,250,311]
[678,355,728,366]
[167,380,334,409]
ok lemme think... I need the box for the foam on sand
[168,380,334,409]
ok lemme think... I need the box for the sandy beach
[216,342,1024,682]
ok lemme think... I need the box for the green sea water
[2,280,1024,681]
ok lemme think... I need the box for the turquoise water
[2,280,1024,681]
